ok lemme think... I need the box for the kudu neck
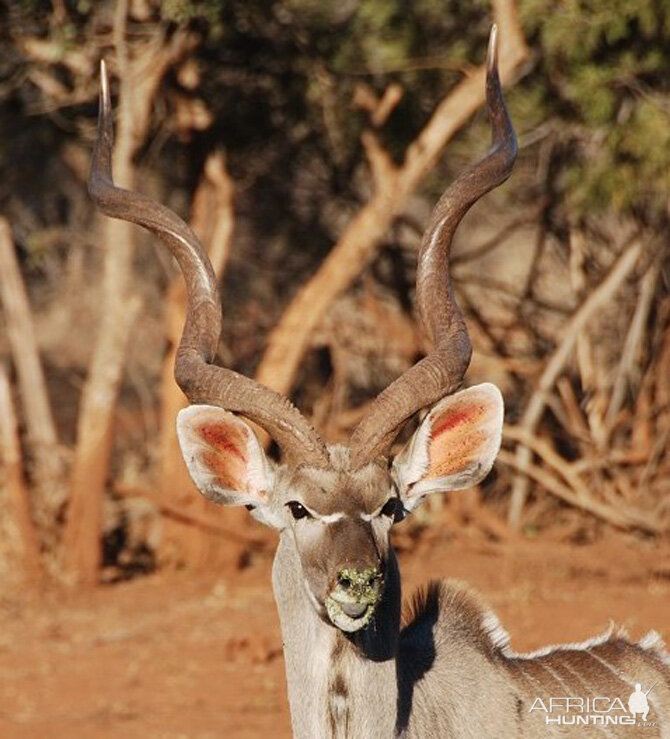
[272,532,401,739]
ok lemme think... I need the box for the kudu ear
[177,405,276,521]
[391,383,503,511]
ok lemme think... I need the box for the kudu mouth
[325,567,383,633]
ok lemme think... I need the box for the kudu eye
[380,497,404,523]
[286,501,311,520]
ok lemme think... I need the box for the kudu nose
[337,568,381,592]
[334,566,383,615]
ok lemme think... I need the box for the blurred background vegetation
[0,0,668,585]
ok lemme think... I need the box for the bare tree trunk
[64,296,140,583]
[0,362,43,584]
[63,8,192,584]
[0,218,62,541]
[157,153,239,569]
[255,0,529,403]
[506,241,642,530]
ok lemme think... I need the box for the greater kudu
[90,27,669,739]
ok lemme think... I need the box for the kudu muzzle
[322,520,385,632]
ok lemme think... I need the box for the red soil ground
[0,531,668,738]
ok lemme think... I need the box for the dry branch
[0,363,43,583]
[64,295,141,584]
[0,217,62,532]
[507,240,643,529]
[503,425,594,502]
[497,449,663,533]
[555,377,591,444]
[503,424,665,533]
[604,257,661,435]
[353,82,404,127]
[255,0,529,405]
[115,483,267,549]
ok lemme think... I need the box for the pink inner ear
[426,401,490,480]
[196,422,249,491]
[431,404,482,438]
[198,423,248,461]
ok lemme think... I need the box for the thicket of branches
[0,0,668,585]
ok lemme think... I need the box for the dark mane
[401,579,670,667]
[401,580,502,660]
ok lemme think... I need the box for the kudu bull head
[89,27,512,635]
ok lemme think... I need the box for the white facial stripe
[301,495,398,524]
[317,512,345,524]
[295,502,346,523]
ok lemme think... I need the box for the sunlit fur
[265,445,396,622]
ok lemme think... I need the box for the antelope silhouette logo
[629,683,655,721]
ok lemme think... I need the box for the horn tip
[487,24,499,74]
[99,59,111,115]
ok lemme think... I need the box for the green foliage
[518,0,670,221]
[3,0,669,256]
[160,0,225,36]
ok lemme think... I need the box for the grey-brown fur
[275,509,669,739]
[268,444,670,738]
[398,581,669,737]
